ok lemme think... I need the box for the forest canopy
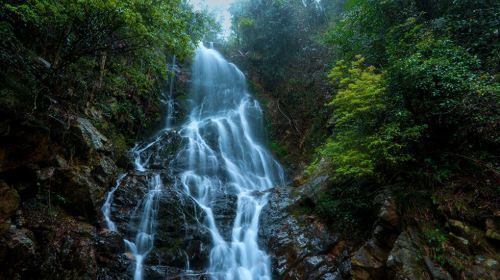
[0,0,212,143]
[228,0,499,232]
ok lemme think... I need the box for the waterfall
[164,55,177,130]
[176,45,284,279]
[102,44,284,280]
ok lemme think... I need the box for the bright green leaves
[320,135,376,178]
[314,56,422,180]
[315,0,499,195]
[328,56,385,127]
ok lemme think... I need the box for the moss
[290,205,314,218]
[112,134,128,158]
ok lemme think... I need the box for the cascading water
[164,55,177,130]
[176,45,284,279]
[102,44,284,280]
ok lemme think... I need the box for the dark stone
[424,256,452,280]
[0,181,20,235]
[386,229,431,280]
[260,186,348,280]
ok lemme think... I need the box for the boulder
[447,219,493,252]
[294,175,330,205]
[76,117,110,152]
[351,239,388,280]
[260,186,347,280]
[0,181,20,235]
[485,218,500,241]
[386,229,431,280]
[0,228,36,278]
[52,166,106,220]
[376,195,399,230]
[423,256,452,280]
[351,193,400,280]
[470,256,500,279]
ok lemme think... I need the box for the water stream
[102,45,284,280]
[176,44,284,279]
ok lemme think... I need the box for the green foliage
[321,0,499,179]
[387,20,499,158]
[325,0,415,65]
[269,140,289,159]
[423,228,449,266]
[441,0,500,72]
[315,181,375,236]
[308,0,499,233]
[0,0,210,141]
[313,56,422,179]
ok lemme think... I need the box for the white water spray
[164,55,177,130]
[124,173,163,280]
[102,44,283,280]
[176,45,284,279]
[101,173,127,232]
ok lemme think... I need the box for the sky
[190,0,237,37]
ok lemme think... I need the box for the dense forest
[227,0,499,278]
[230,0,499,227]
[0,0,498,279]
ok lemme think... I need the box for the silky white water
[102,133,168,280]
[176,45,284,279]
[102,45,284,280]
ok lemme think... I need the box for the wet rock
[96,230,130,279]
[447,219,492,252]
[351,239,388,279]
[292,175,306,187]
[0,228,36,278]
[0,181,20,235]
[59,233,98,279]
[0,121,54,173]
[351,193,400,280]
[53,166,105,220]
[93,155,118,186]
[485,218,500,241]
[151,187,210,271]
[294,175,330,204]
[423,256,452,280]
[108,159,210,275]
[448,232,471,253]
[376,195,399,230]
[260,186,346,280]
[471,256,500,279]
[210,191,237,240]
[484,258,499,271]
[0,114,126,279]
[76,117,110,152]
[386,229,431,280]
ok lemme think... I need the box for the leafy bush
[315,180,375,236]
[0,0,209,138]
[313,56,422,180]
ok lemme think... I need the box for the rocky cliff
[0,114,121,279]
[259,174,499,280]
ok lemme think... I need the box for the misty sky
[191,0,236,37]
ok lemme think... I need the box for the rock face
[351,194,400,280]
[386,229,431,280]
[0,181,20,234]
[260,186,350,280]
[0,116,123,279]
[0,116,211,279]
[263,172,500,280]
[108,173,211,278]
